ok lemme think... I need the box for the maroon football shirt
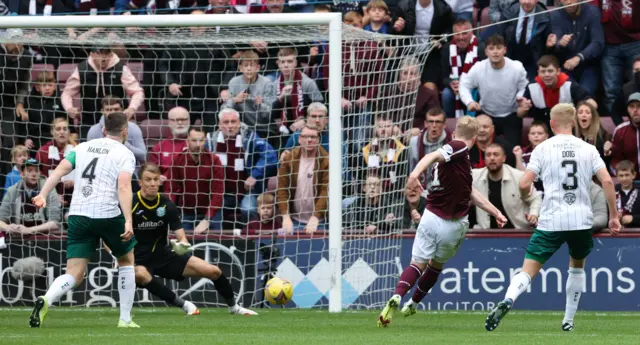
[426,140,472,220]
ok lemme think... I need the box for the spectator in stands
[382,57,440,135]
[403,181,427,229]
[205,0,239,14]
[205,108,278,227]
[4,145,29,194]
[589,181,609,230]
[606,93,640,176]
[441,19,484,118]
[358,114,408,193]
[460,34,528,147]
[574,102,611,158]
[282,102,329,156]
[612,56,640,125]
[548,0,604,96]
[614,160,640,227]
[514,120,549,171]
[62,46,144,140]
[471,115,516,168]
[36,118,75,207]
[409,107,451,193]
[277,125,329,234]
[598,0,640,116]
[364,0,391,34]
[391,0,455,91]
[14,0,74,15]
[344,174,401,234]
[272,48,323,140]
[0,158,61,235]
[243,192,282,235]
[87,96,147,163]
[0,30,32,182]
[223,50,276,140]
[161,12,234,130]
[498,0,551,79]
[489,0,512,23]
[472,143,541,229]
[519,55,597,131]
[24,70,67,151]
[167,126,224,233]
[148,107,189,181]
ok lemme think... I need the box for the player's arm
[407,151,445,192]
[118,171,134,241]
[470,188,508,228]
[518,169,537,199]
[33,159,74,208]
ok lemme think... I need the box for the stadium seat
[57,63,77,87]
[521,117,533,147]
[135,103,147,123]
[600,116,618,135]
[479,8,490,32]
[31,64,55,83]
[127,62,144,84]
[472,7,478,27]
[446,118,456,134]
[140,119,171,148]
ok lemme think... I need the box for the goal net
[0,13,434,311]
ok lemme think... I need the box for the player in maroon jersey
[378,116,508,327]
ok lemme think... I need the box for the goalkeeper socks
[563,268,585,324]
[118,266,136,323]
[411,265,442,303]
[504,272,532,303]
[141,277,185,308]
[213,275,236,307]
[393,264,423,297]
[44,273,76,306]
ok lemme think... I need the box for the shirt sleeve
[119,149,136,175]
[166,200,183,231]
[437,141,467,163]
[526,145,542,176]
[64,150,76,169]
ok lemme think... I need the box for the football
[265,277,293,305]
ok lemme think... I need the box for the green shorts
[525,229,593,264]
[66,215,136,259]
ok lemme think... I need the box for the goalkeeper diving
[131,163,257,316]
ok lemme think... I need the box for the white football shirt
[66,138,135,219]
[527,134,605,231]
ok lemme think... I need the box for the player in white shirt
[485,104,621,332]
[29,112,140,328]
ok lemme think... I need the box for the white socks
[563,268,585,324]
[118,266,136,323]
[44,274,76,307]
[504,272,531,303]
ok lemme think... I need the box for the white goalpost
[0,13,432,313]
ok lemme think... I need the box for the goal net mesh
[0,22,434,309]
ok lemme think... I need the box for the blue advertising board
[263,236,640,311]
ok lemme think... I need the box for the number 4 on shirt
[82,157,98,184]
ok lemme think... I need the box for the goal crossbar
[0,12,344,313]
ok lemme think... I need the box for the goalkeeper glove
[170,239,193,256]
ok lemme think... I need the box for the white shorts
[411,209,469,264]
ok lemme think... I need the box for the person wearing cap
[606,92,640,179]
[0,158,61,235]
[61,45,144,140]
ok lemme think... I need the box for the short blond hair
[550,103,576,128]
[238,50,260,65]
[257,192,275,206]
[455,116,478,140]
[11,145,28,163]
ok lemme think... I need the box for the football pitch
[1,308,639,345]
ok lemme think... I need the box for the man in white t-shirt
[28,112,139,329]
[485,104,621,332]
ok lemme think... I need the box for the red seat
[140,119,171,149]
[446,118,456,134]
[479,8,491,32]
[57,63,76,85]
[521,117,533,147]
[31,64,55,83]
[600,116,618,136]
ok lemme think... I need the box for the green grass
[1,308,640,345]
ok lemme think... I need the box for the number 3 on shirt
[82,157,98,184]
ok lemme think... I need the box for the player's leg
[182,256,258,315]
[100,216,139,328]
[562,229,593,331]
[486,229,563,331]
[135,265,198,315]
[30,215,95,328]
[378,211,436,327]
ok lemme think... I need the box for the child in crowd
[363,0,390,34]
[24,70,67,150]
[615,160,640,228]
[244,193,282,235]
[4,145,29,194]
[344,174,400,234]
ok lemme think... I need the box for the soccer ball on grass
[265,277,293,305]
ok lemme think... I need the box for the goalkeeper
[132,163,257,316]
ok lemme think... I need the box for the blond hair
[237,50,260,65]
[574,102,602,146]
[455,116,478,140]
[257,192,275,206]
[11,145,28,163]
[344,11,363,23]
[35,70,55,84]
[367,0,389,12]
[550,103,576,129]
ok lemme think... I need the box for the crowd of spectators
[0,0,639,237]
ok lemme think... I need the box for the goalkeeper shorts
[136,248,191,281]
